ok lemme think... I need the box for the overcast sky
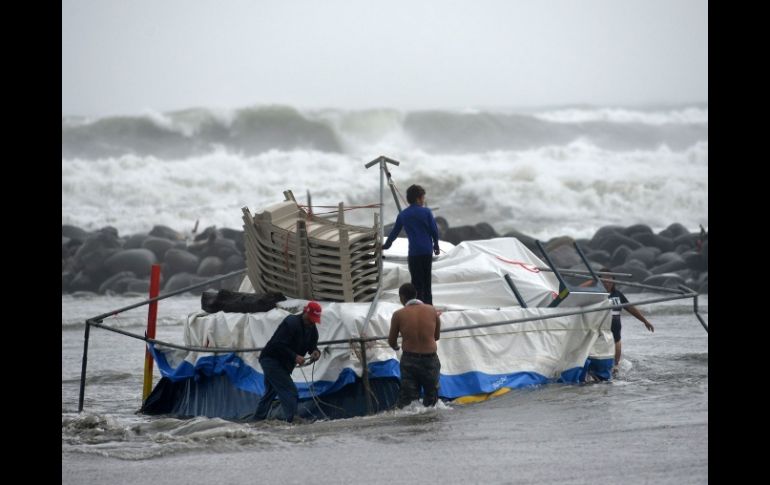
[62,0,708,116]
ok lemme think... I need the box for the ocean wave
[62,104,708,158]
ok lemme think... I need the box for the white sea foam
[61,105,708,240]
[62,142,708,240]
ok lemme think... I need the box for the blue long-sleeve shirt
[383,204,440,256]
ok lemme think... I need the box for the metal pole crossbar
[78,283,705,412]
[77,268,246,412]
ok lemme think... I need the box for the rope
[297,203,382,215]
[494,256,541,273]
[298,359,350,419]
[494,256,557,298]
[298,364,331,420]
[390,180,408,207]
[349,340,383,411]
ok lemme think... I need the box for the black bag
[201,289,286,314]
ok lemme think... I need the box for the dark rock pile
[62,224,246,295]
[63,220,707,296]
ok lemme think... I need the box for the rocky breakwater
[61,224,246,295]
[63,219,707,296]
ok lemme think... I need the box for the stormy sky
[62,0,708,116]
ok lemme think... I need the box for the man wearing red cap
[254,301,322,423]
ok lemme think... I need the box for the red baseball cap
[304,301,322,324]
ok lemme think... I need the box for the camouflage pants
[397,352,441,408]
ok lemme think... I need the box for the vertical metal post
[77,320,92,412]
[379,158,384,242]
[142,264,161,401]
[693,294,709,333]
[360,339,373,415]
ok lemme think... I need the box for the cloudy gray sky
[62,0,707,116]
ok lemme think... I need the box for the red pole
[142,264,161,401]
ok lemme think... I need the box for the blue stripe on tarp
[368,359,400,378]
[150,345,608,402]
[295,368,357,398]
[438,370,551,398]
[150,344,197,381]
[558,366,586,383]
[149,345,399,399]
[296,359,402,397]
[581,357,614,381]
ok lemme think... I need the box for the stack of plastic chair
[242,191,381,302]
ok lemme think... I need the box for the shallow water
[62,294,707,484]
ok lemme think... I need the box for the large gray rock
[123,233,149,249]
[98,271,137,294]
[188,234,241,260]
[610,264,652,283]
[584,249,611,266]
[609,246,632,267]
[673,232,699,250]
[626,247,660,268]
[219,227,244,242]
[223,254,246,273]
[62,225,89,242]
[682,250,707,271]
[643,273,686,290]
[164,249,200,276]
[444,225,490,245]
[126,279,151,294]
[149,225,184,241]
[698,275,708,294]
[545,243,581,269]
[72,228,123,278]
[435,217,449,237]
[589,225,625,249]
[655,252,683,266]
[630,232,674,253]
[142,236,175,262]
[69,271,97,292]
[104,249,157,277]
[197,256,224,277]
[659,223,689,239]
[595,233,642,254]
[623,224,654,237]
[650,258,688,274]
[164,273,222,294]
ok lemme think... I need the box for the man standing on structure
[254,301,322,422]
[388,283,442,407]
[382,184,440,304]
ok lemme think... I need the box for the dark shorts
[398,352,441,408]
[611,318,621,343]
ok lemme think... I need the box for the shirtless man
[388,282,441,407]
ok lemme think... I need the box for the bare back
[388,304,440,353]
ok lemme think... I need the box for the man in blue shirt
[382,184,440,304]
[254,301,322,422]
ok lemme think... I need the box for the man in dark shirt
[254,301,322,422]
[382,184,440,304]
[599,268,654,376]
